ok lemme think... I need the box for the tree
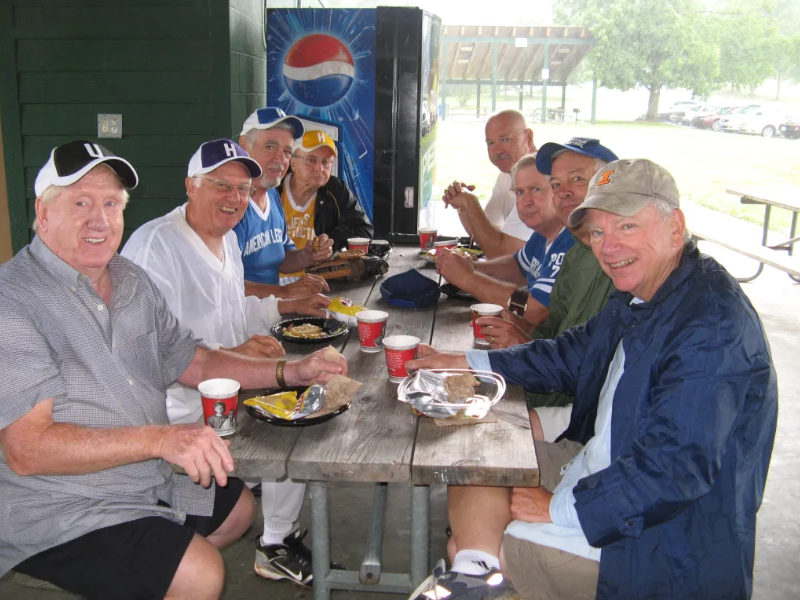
[772,35,800,99]
[556,0,719,119]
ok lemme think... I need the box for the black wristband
[507,287,529,317]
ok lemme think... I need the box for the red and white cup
[356,310,389,353]
[471,303,503,346]
[434,238,458,251]
[198,378,241,437]
[418,228,437,249]
[348,237,371,253]
[382,335,420,383]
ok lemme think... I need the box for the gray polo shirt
[0,236,214,577]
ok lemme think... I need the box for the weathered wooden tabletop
[230,246,539,487]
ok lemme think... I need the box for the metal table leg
[789,212,800,283]
[310,482,331,600]
[360,482,388,584]
[411,484,430,586]
[733,204,771,283]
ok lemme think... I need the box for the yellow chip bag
[244,392,301,420]
[326,297,366,326]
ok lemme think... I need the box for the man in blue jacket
[407,159,777,600]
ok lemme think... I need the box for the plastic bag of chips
[326,297,366,326]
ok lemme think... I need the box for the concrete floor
[2,202,799,599]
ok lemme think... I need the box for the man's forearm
[476,256,529,286]
[463,203,525,258]
[1,410,166,477]
[280,249,313,274]
[245,280,290,299]
[458,272,516,307]
[179,347,279,391]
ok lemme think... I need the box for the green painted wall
[0,0,267,253]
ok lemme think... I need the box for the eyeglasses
[293,154,335,169]
[198,177,255,197]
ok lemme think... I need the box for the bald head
[485,110,535,174]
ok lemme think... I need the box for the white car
[718,106,784,138]
[680,104,720,125]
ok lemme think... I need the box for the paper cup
[356,310,389,353]
[471,303,503,346]
[434,238,458,251]
[382,335,420,383]
[418,228,437,249]
[369,239,391,258]
[198,378,241,437]
[348,237,371,253]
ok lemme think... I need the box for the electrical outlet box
[97,114,122,139]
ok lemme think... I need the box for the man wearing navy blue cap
[235,107,334,301]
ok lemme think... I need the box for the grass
[431,119,800,237]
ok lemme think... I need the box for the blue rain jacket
[489,244,777,599]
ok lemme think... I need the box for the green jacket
[526,238,615,408]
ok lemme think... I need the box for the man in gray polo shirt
[0,140,346,600]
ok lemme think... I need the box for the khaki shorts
[503,438,597,599]
[503,534,599,600]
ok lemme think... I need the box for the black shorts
[14,478,245,600]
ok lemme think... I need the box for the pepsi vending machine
[266,7,441,238]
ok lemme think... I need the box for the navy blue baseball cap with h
[535,137,619,175]
[187,139,262,178]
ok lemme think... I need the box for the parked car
[780,118,800,139]
[655,100,699,123]
[717,105,787,137]
[692,106,741,130]
[680,104,720,125]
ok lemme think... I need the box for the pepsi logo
[283,34,355,108]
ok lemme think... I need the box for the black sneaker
[408,558,508,599]
[254,530,344,586]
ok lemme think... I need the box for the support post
[311,482,331,600]
[591,75,598,124]
[541,41,549,124]
[410,485,431,586]
[561,83,567,110]
[440,40,448,121]
[476,82,481,118]
[491,42,498,112]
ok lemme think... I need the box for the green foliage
[556,0,800,116]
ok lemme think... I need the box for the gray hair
[551,148,608,174]
[33,164,130,232]
[652,197,692,243]
[510,153,540,185]
[242,122,297,150]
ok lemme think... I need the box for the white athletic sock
[451,549,501,575]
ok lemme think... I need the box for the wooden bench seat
[691,225,800,278]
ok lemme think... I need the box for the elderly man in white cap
[235,107,334,300]
[408,159,776,600]
[0,140,346,600]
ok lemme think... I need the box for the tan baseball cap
[294,130,337,156]
[567,158,680,228]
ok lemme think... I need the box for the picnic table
[229,247,538,599]
[725,187,800,283]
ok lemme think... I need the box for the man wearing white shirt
[123,139,335,588]
[123,139,329,424]
[442,110,535,258]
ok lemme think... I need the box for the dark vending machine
[266,7,441,239]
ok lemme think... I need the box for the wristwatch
[507,287,529,317]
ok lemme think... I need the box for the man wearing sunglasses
[277,130,373,281]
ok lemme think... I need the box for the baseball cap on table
[239,107,305,139]
[34,140,138,197]
[187,139,262,179]
[567,158,680,228]
[535,137,619,175]
[295,130,338,156]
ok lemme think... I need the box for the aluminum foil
[402,370,493,419]
[246,384,326,420]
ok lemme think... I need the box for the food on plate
[444,372,480,402]
[323,374,362,411]
[283,323,324,339]
[337,249,365,259]
[322,345,344,364]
